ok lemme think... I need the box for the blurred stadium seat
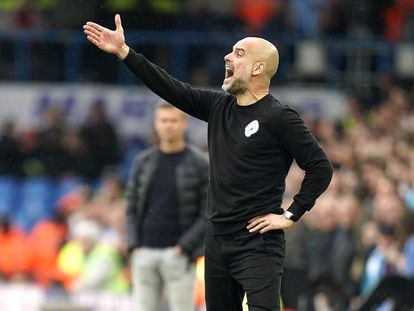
[13,177,55,232]
[118,141,146,182]
[0,176,18,218]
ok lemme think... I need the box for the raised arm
[83,15,219,121]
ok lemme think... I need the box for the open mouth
[225,67,234,79]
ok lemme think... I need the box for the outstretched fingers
[83,24,102,37]
[83,31,100,47]
[85,21,106,33]
[85,35,99,47]
[84,30,99,41]
[83,23,105,47]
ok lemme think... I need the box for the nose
[224,52,231,62]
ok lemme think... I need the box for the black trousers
[204,227,285,311]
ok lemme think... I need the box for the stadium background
[1,0,414,310]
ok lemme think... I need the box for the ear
[252,62,265,76]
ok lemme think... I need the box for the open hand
[247,213,294,233]
[83,14,129,59]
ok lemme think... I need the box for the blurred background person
[26,205,70,290]
[37,106,66,177]
[57,218,129,294]
[0,120,22,176]
[126,101,209,311]
[359,222,399,300]
[80,99,121,180]
[354,211,414,311]
[0,215,29,283]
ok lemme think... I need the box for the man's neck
[159,140,186,154]
[236,81,269,106]
[236,89,269,106]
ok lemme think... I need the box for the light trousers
[131,247,196,311]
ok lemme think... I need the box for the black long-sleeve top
[123,49,333,234]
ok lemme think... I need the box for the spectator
[77,169,125,229]
[0,216,29,282]
[60,129,95,179]
[58,219,129,293]
[359,222,398,297]
[73,171,129,265]
[330,194,361,309]
[20,130,46,177]
[0,120,22,176]
[126,101,209,311]
[26,207,69,289]
[235,0,277,35]
[354,211,414,310]
[384,210,414,278]
[281,219,310,311]
[303,194,338,310]
[80,99,121,179]
[38,106,66,177]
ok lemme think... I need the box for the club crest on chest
[244,120,259,137]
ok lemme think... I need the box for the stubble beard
[222,78,249,95]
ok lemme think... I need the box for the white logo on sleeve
[244,120,259,137]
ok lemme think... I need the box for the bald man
[83,15,333,311]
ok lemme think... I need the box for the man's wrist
[283,210,297,222]
[117,44,130,60]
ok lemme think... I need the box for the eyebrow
[234,47,245,53]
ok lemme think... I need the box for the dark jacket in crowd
[126,145,209,260]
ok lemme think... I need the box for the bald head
[222,37,279,97]
[237,37,279,79]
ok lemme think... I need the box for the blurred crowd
[0,73,413,309]
[1,0,414,42]
[0,169,132,303]
[0,100,122,180]
[281,81,414,309]
[2,0,414,105]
